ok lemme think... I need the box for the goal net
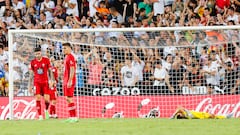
[5,26,240,120]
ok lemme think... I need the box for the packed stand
[0,0,240,96]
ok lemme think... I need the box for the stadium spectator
[94,18,105,44]
[0,67,5,96]
[109,6,124,24]
[3,62,9,96]
[172,0,184,17]
[201,57,219,94]
[230,66,240,94]
[130,48,145,88]
[121,57,139,87]
[62,0,79,17]
[12,0,25,13]
[138,0,152,16]
[163,38,177,57]
[83,16,94,28]
[199,46,208,67]
[0,28,7,47]
[38,12,48,27]
[225,7,239,25]
[232,0,240,13]
[151,61,174,94]
[122,0,137,22]
[40,0,55,21]
[53,5,67,20]
[101,67,118,87]
[162,54,173,71]
[168,56,186,94]
[142,61,153,94]
[220,61,236,94]
[184,62,203,92]
[85,48,104,95]
[102,51,114,68]
[201,7,211,26]
[107,20,122,37]
[0,44,8,69]
[92,0,110,19]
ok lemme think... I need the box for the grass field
[1,118,239,135]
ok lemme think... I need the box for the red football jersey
[63,53,76,86]
[29,57,51,83]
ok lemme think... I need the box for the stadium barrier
[0,95,239,119]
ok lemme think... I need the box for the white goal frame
[8,25,240,120]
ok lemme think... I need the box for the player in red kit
[28,47,54,120]
[49,57,60,119]
[62,42,78,122]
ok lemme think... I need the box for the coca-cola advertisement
[0,95,239,120]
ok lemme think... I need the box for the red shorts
[64,85,75,97]
[34,82,49,95]
[49,88,57,100]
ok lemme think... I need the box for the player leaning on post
[28,47,55,120]
[62,42,78,123]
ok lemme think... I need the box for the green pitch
[1,119,239,135]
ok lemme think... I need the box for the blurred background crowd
[0,0,239,96]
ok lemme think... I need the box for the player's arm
[28,70,34,95]
[48,68,55,88]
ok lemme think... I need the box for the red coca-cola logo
[195,98,240,117]
[0,99,36,120]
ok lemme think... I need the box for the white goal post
[7,25,240,120]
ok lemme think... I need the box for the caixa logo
[93,87,141,96]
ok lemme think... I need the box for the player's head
[175,112,187,119]
[62,42,72,55]
[34,47,42,60]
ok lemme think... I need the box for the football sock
[68,103,76,117]
[36,101,41,115]
[45,102,50,111]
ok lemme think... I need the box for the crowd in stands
[0,0,239,96]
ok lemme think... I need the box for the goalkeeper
[170,106,234,119]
